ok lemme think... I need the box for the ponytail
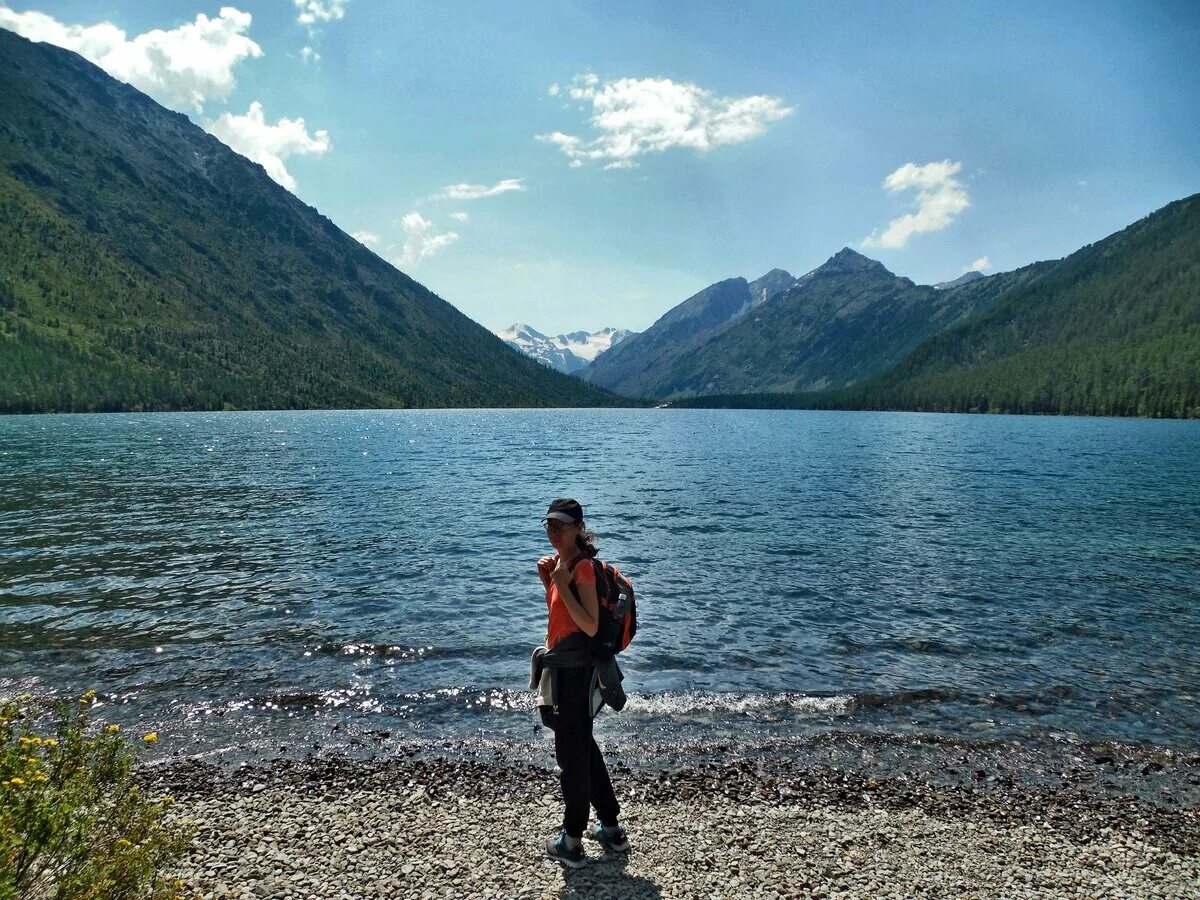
[575,522,598,559]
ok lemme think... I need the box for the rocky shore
[151,752,1200,899]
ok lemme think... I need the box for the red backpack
[569,557,637,658]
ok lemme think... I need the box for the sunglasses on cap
[542,518,575,532]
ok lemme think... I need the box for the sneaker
[544,830,586,868]
[586,823,631,852]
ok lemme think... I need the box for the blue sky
[2,1,1198,334]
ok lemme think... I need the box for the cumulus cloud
[207,101,330,192]
[300,45,319,63]
[449,212,470,222]
[0,5,262,113]
[435,178,525,200]
[394,212,458,266]
[537,73,792,169]
[862,160,970,250]
[294,0,347,26]
[965,256,990,272]
[352,231,379,247]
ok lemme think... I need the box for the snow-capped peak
[495,324,637,374]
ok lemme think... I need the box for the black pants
[554,665,620,838]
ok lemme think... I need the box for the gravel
[150,755,1200,899]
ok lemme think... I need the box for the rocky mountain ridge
[585,249,1025,400]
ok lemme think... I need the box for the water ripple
[1,409,1198,761]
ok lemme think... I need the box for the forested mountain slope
[677,193,1200,418]
[0,29,619,412]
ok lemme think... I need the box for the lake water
[2,409,1198,782]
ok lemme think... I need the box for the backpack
[569,556,637,659]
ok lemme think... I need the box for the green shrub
[0,692,189,899]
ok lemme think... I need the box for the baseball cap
[543,498,584,524]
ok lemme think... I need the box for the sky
[2,1,1198,335]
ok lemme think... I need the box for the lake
[1,409,1197,785]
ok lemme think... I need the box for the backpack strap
[565,556,608,607]
[566,554,603,581]
[564,554,585,603]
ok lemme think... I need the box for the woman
[536,498,630,867]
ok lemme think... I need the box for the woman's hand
[551,555,572,585]
[537,555,556,587]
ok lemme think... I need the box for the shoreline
[154,752,1200,899]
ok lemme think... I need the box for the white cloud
[206,101,330,192]
[965,256,990,272]
[352,231,379,247]
[394,212,458,266]
[862,160,970,250]
[435,178,525,201]
[449,212,470,222]
[0,5,262,113]
[536,73,792,169]
[294,0,347,26]
[548,83,560,96]
[300,45,319,63]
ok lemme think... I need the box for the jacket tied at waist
[529,631,627,723]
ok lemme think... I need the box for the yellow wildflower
[116,838,132,848]
[108,725,121,734]
[43,738,57,748]
[142,732,158,744]
[8,778,24,786]
[18,736,34,746]
[32,773,47,783]
[83,690,96,701]
[160,796,175,806]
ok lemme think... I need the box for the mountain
[495,324,635,374]
[838,192,1200,417]
[675,193,1200,418]
[748,268,798,305]
[585,268,795,395]
[933,271,985,290]
[587,250,1021,400]
[0,28,622,412]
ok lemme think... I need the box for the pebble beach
[154,753,1200,899]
